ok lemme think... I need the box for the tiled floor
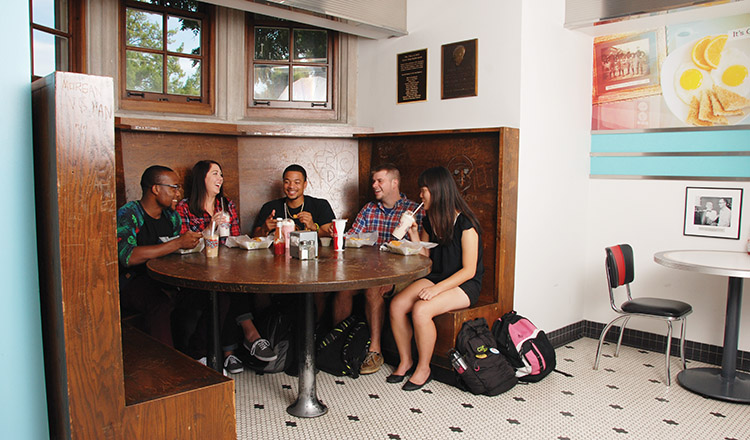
[234,337,750,439]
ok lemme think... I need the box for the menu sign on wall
[397,49,427,103]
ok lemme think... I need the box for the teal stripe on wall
[591,129,750,153]
[591,156,750,178]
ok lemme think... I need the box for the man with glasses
[117,165,202,346]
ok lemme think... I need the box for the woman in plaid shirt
[175,160,277,374]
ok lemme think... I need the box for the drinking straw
[414,202,424,213]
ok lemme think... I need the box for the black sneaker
[245,338,278,362]
[224,354,244,374]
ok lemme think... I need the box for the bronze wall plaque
[441,39,477,99]
[397,49,427,103]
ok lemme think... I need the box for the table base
[286,292,327,418]
[287,396,328,418]
[677,368,750,403]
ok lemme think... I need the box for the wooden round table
[147,245,431,417]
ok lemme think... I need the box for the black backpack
[454,318,517,396]
[316,315,370,378]
[491,311,557,383]
[246,309,296,374]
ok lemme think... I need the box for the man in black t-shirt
[251,164,335,238]
[116,166,202,346]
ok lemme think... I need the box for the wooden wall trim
[116,116,373,138]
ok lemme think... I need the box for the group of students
[117,161,483,391]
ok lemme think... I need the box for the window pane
[32,0,68,32]
[126,50,163,93]
[167,16,201,54]
[255,27,289,61]
[167,56,201,96]
[254,65,289,100]
[126,8,163,50]
[292,66,327,102]
[294,29,327,63]
[33,30,69,78]
[163,0,198,12]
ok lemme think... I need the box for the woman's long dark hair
[418,166,481,245]
[188,160,226,216]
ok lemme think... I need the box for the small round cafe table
[147,245,431,417]
[654,249,750,403]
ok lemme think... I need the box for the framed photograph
[684,187,743,239]
[593,30,666,104]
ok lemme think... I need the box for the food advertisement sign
[592,14,750,130]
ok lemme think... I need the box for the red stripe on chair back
[612,246,627,286]
[605,244,635,288]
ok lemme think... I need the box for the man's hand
[264,209,277,234]
[297,211,315,231]
[175,230,202,249]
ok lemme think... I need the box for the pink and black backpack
[492,311,557,382]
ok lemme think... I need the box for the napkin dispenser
[290,231,318,260]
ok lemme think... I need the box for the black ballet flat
[386,366,415,384]
[402,373,432,391]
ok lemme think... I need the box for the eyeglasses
[156,183,181,190]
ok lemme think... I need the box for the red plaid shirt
[348,194,423,245]
[176,197,241,240]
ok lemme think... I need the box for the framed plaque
[397,49,427,103]
[441,39,477,99]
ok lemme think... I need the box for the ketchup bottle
[273,218,285,255]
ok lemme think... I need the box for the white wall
[358,0,750,351]
[357,0,521,131]
[516,1,592,331]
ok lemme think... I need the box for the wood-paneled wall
[115,128,359,235]
[358,128,519,365]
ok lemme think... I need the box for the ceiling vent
[205,0,407,39]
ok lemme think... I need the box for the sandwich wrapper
[345,231,378,248]
[381,240,437,256]
[225,235,273,250]
[159,235,204,254]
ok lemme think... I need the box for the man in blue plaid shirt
[333,164,424,374]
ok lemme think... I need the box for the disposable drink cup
[218,211,231,237]
[393,210,415,240]
[281,219,295,249]
[332,219,347,251]
[205,235,219,258]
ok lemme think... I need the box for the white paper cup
[205,235,219,257]
[332,219,347,251]
[393,211,415,240]
[320,237,332,247]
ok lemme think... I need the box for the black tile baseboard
[547,320,750,372]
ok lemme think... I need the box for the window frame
[119,0,214,115]
[246,14,338,121]
[30,0,86,81]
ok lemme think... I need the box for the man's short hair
[140,165,173,193]
[372,163,400,182]
[283,164,307,181]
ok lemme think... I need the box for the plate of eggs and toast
[661,34,750,126]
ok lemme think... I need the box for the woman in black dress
[389,166,483,390]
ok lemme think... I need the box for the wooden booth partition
[34,72,235,440]
[357,128,519,369]
[115,120,241,214]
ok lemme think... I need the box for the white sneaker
[196,356,229,376]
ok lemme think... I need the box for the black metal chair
[594,244,692,386]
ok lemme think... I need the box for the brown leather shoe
[360,351,384,374]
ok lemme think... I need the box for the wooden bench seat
[122,324,231,406]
